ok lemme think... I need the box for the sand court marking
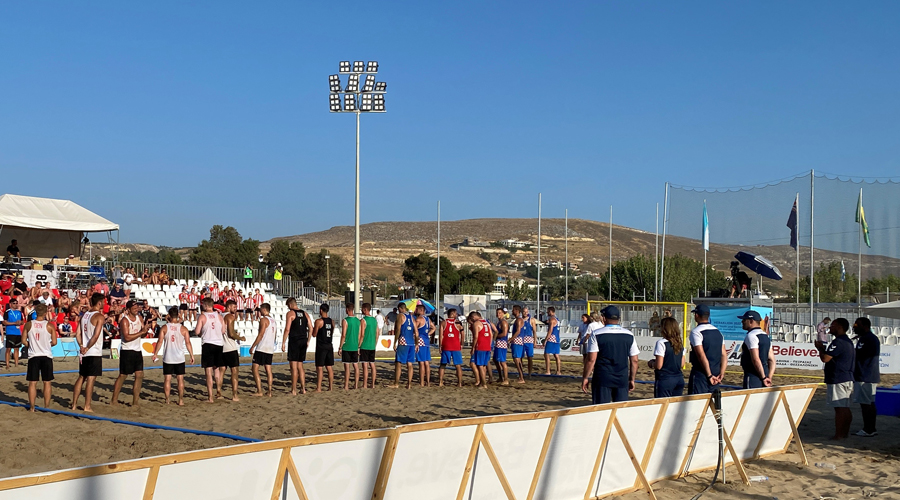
[0,384,817,500]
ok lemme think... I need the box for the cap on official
[737,310,761,321]
[600,305,620,319]
[691,304,710,316]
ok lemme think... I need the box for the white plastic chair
[793,324,802,335]
[893,327,900,337]
[887,335,899,346]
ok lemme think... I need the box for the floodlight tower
[329,61,387,314]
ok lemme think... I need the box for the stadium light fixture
[326,61,388,315]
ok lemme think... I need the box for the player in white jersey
[221,299,245,401]
[152,307,194,405]
[111,301,148,406]
[71,294,106,412]
[249,303,276,397]
[195,298,225,403]
[22,304,57,411]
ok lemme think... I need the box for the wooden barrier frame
[0,384,818,500]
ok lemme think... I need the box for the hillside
[263,218,900,293]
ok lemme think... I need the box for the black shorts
[163,362,185,376]
[359,349,376,362]
[119,350,144,375]
[201,344,225,368]
[179,304,188,311]
[244,308,253,315]
[253,351,273,366]
[5,335,22,349]
[315,348,334,367]
[222,349,240,368]
[26,356,54,382]
[79,356,102,378]
[341,350,359,363]
[287,337,308,363]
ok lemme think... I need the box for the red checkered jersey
[441,320,461,351]
[474,320,493,351]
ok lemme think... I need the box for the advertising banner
[708,305,774,341]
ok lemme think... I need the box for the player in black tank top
[312,304,335,392]
[282,298,312,394]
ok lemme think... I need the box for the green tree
[794,261,859,303]
[862,274,900,297]
[122,248,183,265]
[402,253,459,296]
[523,265,563,279]
[265,240,306,278]
[652,254,726,302]
[504,278,531,301]
[302,250,350,294]
[458,266,498,294]
[189,225,259,268]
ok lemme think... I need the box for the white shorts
[853,382,877,405]
[827,382,853,408]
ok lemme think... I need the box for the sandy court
[0,356,898,499]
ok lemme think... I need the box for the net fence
[586,301,691,341]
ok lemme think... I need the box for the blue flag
[702,201,709,252]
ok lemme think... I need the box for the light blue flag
[702,201,709,252]
[841,259,846,282]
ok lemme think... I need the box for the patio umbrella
[734,251,783,280]
[400,298,436,314]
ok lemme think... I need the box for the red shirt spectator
[0,276,12,294]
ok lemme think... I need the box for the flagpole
[655,202,659,302]
[537,193,541,318]
[809,170,815,330]
[660,183,669,301]
[858,187,863,314]
[795,192,800,303]
[436,200,441,312]
[703,199,707,297]
[565,209,568,319]
[609,205,613,300]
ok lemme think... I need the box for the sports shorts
[119,350,144,375]
[26,356,53,382]
[827,382,853,408]
[416,346,432,363]
[853,382,877,405]
[511,344,524,359]
[543,342,560,355]
[163,362,186,376]
[471,350,491,367]
[493,348,507,363]
[253,351,274,366]
[5,335,22,349]
[592,384,629,405]
[359,349,376,362]
[523,343,534,357]
[341,350,359,363]
[79,355,102,377]
[287,337,308,363]
[222,349,240,368]
[440,350,462,366]
[315,348,334,367]
[201,344,225,368]
[395,345,415,364]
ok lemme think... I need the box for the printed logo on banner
[561,338,573,351]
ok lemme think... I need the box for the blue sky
[2,2,899,247]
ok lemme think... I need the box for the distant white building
[499,239,527,248]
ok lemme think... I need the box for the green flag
[856,191,871,248]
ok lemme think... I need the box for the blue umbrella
[734,251,783,280]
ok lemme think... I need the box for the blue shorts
[395,345,416,364]
[687,370,719,395]
[416,346,432,363]
[471,350,491,367]
[493,348,507,363]
[743,373,765,389]
[654,376,685,398]
[511,344,524,359]
[440,350,462,365]
[523,343,534,358]
[544,342,560,355]
[592,384,629,405]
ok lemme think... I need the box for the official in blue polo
[852,317,880,437]
[739,310,776,388]
[581,305,639,404]
[688,304,727,394]
[817,318,855,440]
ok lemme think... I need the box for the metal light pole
[325,253,330,298]
[436,200,441,311]
[329,61,387,313]
[564,209,568,320]
[537,193,541,319]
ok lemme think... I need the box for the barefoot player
[152,307,194,405]
[339,302,361,390]
[360,302,378,389]
[388,303,417,389]
[468,311,493,389]
[221,299,244,401]
[282,297,312,395]
[312,303,335,392]
[249,303,277,397]
[438,308,463,387]
[111,300,147,406]
[71,293,105,412]
[22,304,57,411]
[510,305,526,384]
[414,304,434,387]
[195,298,225,402]
[522,306,536,377]
[493,308,510,385]
[543,307,562,375]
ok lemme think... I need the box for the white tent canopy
[864,300,900,320]
[198,268,219,283]
[0,194,119,259]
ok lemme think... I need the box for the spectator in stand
[141,269,151,283]
[13,275,28,296]
[159,269,169,283]
[817,318,854,440]
[92,278,109,297]
[0,273,12,295]
[149,268,160,285]
[139,301,160,336]
[252,288,264,320]
[187,287,199,321]
[209,282,221,304]
[3,297,25,368]
[38,290,54,308]
[243,264,253,289]
[6,239,21,259]
[852,317,880,437]
[178,286,189,322]
[235,290,247,321]
[815,317,832,349]
[111,265,124,284]
[375,309,385,335]
[109,283,127,307]
[57,308,79,337]
[122,268,135,290]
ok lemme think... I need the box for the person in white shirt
[375,310,386,334]
[71,294,106,413]
[111,301,148,406]
[152,307,195,405]
[581,306,640,404]
[22,304,57,411]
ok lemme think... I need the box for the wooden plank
[141,466,159,500]
[271,448,291,500]
[479,433,517,500]
[729,394,750,440]
[371,428,401,500]
[780,394,808,466]
[455,424,485,500]
[639,402,669,471]
[781,386,818,453]
[583,409,616,500]
[751,392,784,460]
[285,453,309,500]
[613,417,657,500]
[721,427,750,485]
[677,400,710,478]
[526,416,558,500]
